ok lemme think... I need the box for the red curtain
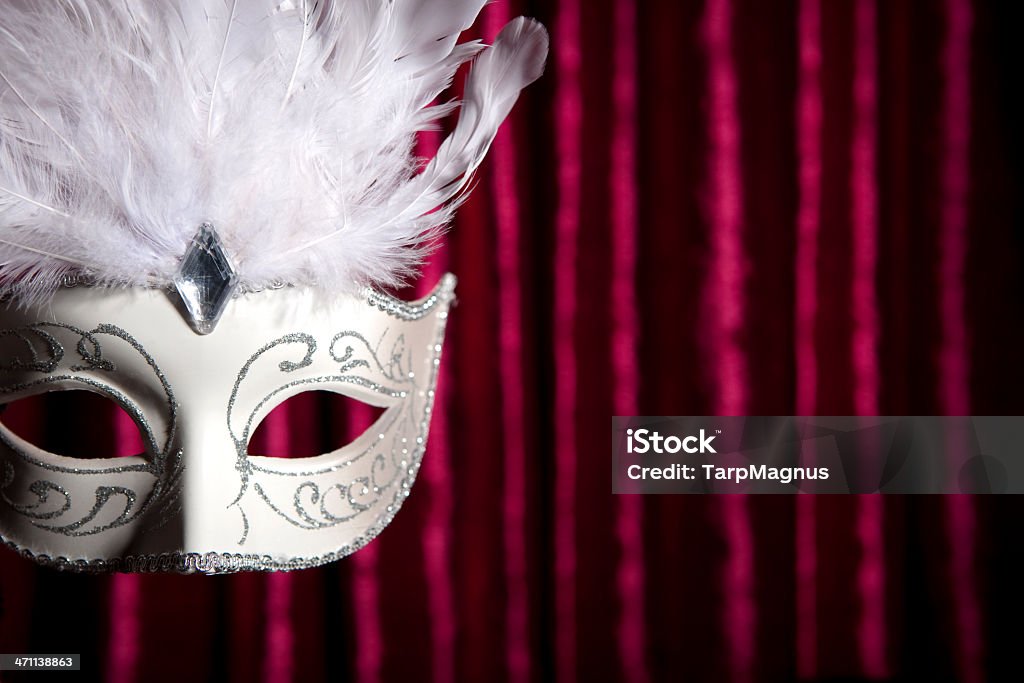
[2,0,1023,681]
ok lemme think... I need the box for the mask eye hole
[248,390,388,459]
[0,390,146,460]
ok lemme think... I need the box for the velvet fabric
[1,1,1023,681]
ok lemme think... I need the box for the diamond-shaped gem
[173,223,238,335]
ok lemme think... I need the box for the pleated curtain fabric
[1,1,1023,681]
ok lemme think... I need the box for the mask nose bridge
[170,360,250,554]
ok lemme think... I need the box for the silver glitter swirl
[0,323,180,537]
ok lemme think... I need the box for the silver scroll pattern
[0,324,181,537]
[226,328,424,545]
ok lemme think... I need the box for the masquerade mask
[1,275,453,571]
[0,1,546,571]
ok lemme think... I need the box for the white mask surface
[0,276,454,572]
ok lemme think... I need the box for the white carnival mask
[0,1,546,571]
[0,276,454,571]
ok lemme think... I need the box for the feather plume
[0,0,547,302]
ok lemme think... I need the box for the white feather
[0,0,547,302]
